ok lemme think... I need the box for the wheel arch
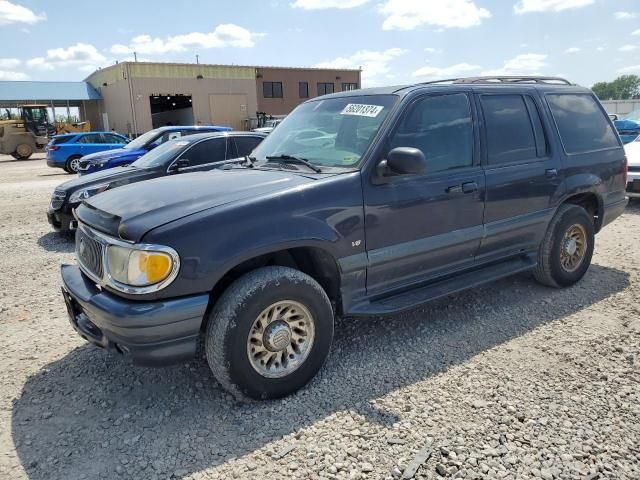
[203,244,342,331]
[560,191,603,232]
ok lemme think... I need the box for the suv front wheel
[534,204,595,288]
[205,266,334,400]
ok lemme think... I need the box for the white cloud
[413,62,481,78]
[619,44,638,52]
[110,24,259,56]
[0,0,45,25]
[424,47,443,54]
[564,47,580,53]
[379,0,491,31]
[27,43,107,70]
[514,0,593,14]
[614,11,637,20]
[314,48,406,85]
[633,29,640,36]
[481,53,548,76]
[291,0,369,9]
[0,70,28,80]
[0,58,20,69]
[596,46,605,51]
[618,65,640,74]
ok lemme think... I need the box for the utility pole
[133,51,138,62]
[196,54,199,65]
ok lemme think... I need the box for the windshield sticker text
[340,104,384,118]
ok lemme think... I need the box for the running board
[348,255,536,316]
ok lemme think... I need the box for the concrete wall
[601,100,640,116]
[256,67,362,116]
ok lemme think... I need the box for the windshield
[624,109,640,121]
[124,129,161,150]
[251,95,398,168]
[131,139,191,168]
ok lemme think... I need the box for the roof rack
[420,76,573,86]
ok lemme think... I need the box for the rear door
[476,91,561,261]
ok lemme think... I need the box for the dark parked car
[61,76,627,400]
[76,125,232,175]
[48,132,266,231]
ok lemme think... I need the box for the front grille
[76,228,104,279]
[50,190,66,209]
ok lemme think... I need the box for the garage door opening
[150,94,194,128]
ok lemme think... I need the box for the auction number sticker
[340,104,384,117]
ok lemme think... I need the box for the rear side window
[389,93,474,174]
[77,134,105,144]
[546,94,619,154]
[234,136,264,158]
[481,95,537,165]
[51,136,72,145]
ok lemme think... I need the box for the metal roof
[0,81,101,101]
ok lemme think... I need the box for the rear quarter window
[546,93,619,154]
[51,136,73,145]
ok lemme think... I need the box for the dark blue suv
[61,76,627,401]
[77,125,231,175]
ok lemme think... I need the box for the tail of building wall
[601,100,640,116]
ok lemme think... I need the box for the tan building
[83,62,361,135]
[256,66,361,117]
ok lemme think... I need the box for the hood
[55,166,157,192]
[81,147,144,162]
[625,140,640,166]
[76,168,318,241]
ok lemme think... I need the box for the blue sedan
[613,109,640,144]
[46,132,130,173]
[77,125,232,175]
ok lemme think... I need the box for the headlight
[69,183,110,203]
[106,245,177,287]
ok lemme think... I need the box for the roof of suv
[320,76,592,100]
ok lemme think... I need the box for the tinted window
[481,95,537,165]
[181,138,227,166]
[263,82,283,98]
[299,82,309,98]
[148,131,182,148]
[524,96,548,157]
[546,94,619,154]
[234,136,264,158]
[318,83,334,96]
[78,134,105,144]
[51,136,73,145]
[131,139,191,168]
[389,93,473,173]
[104,134,127,144]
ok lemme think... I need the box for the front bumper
[61,264,209,366]
[47,204,76,231]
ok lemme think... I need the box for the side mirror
[170,158,190,172]
[377,147,427,177]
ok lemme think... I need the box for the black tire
[64,155,82,174]
[205,266,334,401]
[533,204,595,288]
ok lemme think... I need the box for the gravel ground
[0,154,638,480]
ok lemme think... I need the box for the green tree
[592,75,640,100]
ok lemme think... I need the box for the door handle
[462,182,478,193]
[545,168,558,178]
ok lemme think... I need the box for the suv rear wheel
[205,266,334,400]
[534,204,595,288]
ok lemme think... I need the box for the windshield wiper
[265,154,322,173]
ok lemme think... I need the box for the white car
[625,137,640,198]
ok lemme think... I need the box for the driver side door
[362,92,486,296]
